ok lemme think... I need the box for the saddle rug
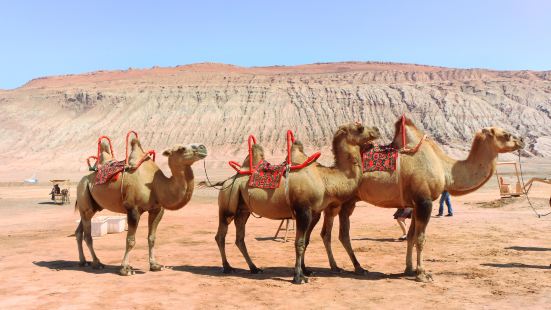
[95,160,125,185]
[361,145,398,172]
[249,161,287,189]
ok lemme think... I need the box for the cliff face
[1,62,550,180]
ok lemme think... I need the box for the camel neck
[445,134,498,195]
[157,164,195,210]
[324,139,363,199]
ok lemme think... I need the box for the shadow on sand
[170,265,403,283]
[505,246,551,252]
[481,262,551,270]
[352,237,401,242]
[37,201,62,205]
[32,260,145,275]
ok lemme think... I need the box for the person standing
[393,207,412,240]
[436,190,453,217]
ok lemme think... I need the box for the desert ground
[1,163,550,309]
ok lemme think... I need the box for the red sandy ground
[0,184,550,309]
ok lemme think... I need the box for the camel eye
[504,133,511,140]
[357,125,364,133]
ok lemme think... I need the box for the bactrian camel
[215,123,380,284]
[318,117,525,282]
[75,138,207,276]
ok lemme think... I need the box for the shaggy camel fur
[319,117,525,282]
[215,123,380,284]
[75,138,207,275]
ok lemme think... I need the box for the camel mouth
[196,151,208,159]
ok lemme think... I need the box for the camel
[317,117,525,282]
[75,138,207,276]
[215,123,381,284]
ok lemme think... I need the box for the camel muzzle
[192,144,208,158]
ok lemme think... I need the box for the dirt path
[0,185,550,309]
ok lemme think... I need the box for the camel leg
[292,206,312,284]
[82,218,104,269]
[75,182,98,267]
[413,199,433,282]
[301,211,321,276]
[120,208,141,276]
[75,220,89,266]
[215,213,235,273]
[404,216,416,275]
[234,210,262,274]
[320,208,341,272]
[147,207,165,272]
[338,203,367,274]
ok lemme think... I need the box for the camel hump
[99,140,113,155]
[292,140,304,153]
[130,138,142,150]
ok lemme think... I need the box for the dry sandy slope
[1,61,550,181]
[1,183,550,309]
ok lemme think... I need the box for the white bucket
[106,216,126,233]
[91,217,108,237]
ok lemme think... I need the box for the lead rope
[202,160,238,191]
[517,151,551,218]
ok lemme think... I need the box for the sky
[0,0,550,89]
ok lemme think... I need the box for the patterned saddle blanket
[95,160,125,185]
[361,145,398,172]
[249,161,287,189]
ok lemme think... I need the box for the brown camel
[75,138,207,275]
[318,117,525,282]
[215,123,380,284]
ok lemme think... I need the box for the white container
[106,216,126,233]
[91,217,108,237]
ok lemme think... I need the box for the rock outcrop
[0,62,549,180]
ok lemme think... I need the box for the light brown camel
[215,123,380,284]
[317,117,525,282]
[75,138,207,276]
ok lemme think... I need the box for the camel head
[480,127,525,153]
[162,143,208,166]
[333,122,381,149]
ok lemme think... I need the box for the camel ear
[482,128,495,137]
[162,149,172,157]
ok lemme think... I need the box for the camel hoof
[404,267,415,276]
[222,266,236,274]
[91,261,105,270]
[78,261,90,267]
[292,274,309,284]
[330,266,343,273]
[354,267,368,275]
[150,263,164,272]
[250,267,263,274]
[303,268,314,276]
[119,265,135,276]
[415,272,433,283]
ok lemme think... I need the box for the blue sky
[1,0,550,89]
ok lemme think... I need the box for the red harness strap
[228,130,320,175]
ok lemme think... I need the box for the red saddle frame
[228,130,321,175]
[86,131,156,171]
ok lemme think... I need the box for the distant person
[436,190,453,217]
[50,184,60,200]
[393,207,412,241]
